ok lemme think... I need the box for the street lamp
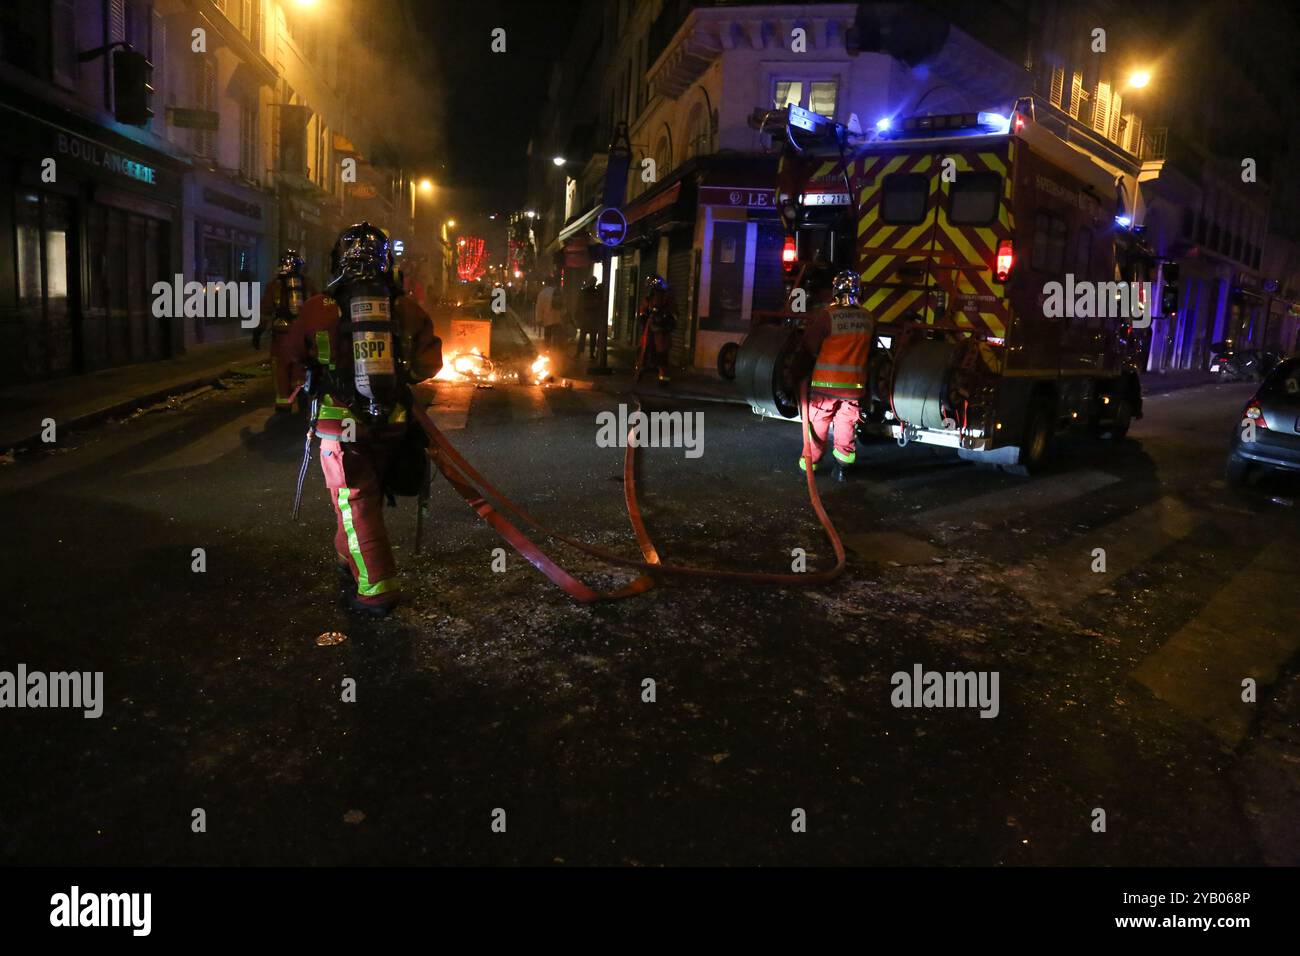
[418,177,434,194]
[552,156,566,166]
[1126,69,1152,90]
[446,219,456,229]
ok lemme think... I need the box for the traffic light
[113,48,153,125]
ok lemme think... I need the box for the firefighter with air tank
[281,222,443,618]
[798,269,875,481]
[254,249,315,414]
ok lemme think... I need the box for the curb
[0,360,262,456]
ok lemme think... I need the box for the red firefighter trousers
[638,324,671,380]
[319,437,401,607]
[270,327,303,409]
[804,393,860,468]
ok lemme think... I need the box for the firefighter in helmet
[280,222,443,617]
[255,249,315,413]
[798,269,875,481]
[635,273,676,385]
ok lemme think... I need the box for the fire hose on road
[409,379,846,603]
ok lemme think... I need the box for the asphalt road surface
[2,364,1297,865]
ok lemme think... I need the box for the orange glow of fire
[435,349,496,383]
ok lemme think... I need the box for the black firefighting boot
[832,463,847,482]
[347,595,395,619]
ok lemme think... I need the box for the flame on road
[432,349,552,386]
[436,348,496,383]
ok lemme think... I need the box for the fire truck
[736,101,1157,475]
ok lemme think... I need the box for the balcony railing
[1138,126,1167,162]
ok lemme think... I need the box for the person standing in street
[281,222,443,618]
[575,277,605,361]
[534,276,559,343]
[255,250,314,414]
[798,269,874,481]
[635,274,676,386]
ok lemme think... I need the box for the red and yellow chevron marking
[850,143,1014,336]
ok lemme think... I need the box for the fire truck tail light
[995,241,1014,281]
[1013,113,1026,132]
[782,235,797,268]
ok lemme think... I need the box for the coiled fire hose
[410,377,846,603]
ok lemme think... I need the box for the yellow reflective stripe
[314,330,333,367]
[337,488,373,594]
[318,404,352,420]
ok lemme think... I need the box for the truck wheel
[717,342,739,381]
[1003,397,1054,477]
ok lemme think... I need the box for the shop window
[881,173,929,225]
[947,172,1001,225]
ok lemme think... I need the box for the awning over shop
[549,204,601,253]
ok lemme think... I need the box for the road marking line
[1012,496,1197,610]
[1132,538,1300,745]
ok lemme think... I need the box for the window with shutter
[1068,72,1083,120]
[1091,82,1110,135]
[1049,66,1064,108]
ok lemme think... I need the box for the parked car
[1226,356,1300,485]
[1209,342,1282,382]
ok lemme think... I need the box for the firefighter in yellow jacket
[798,270,874,481]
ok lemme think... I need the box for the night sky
[406,0,583,209]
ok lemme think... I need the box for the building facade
[527,0,1299,373]
[0,0,424,384]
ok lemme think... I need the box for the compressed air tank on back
[342,278,398,413]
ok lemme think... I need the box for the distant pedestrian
[575,277,605,361]
[535,277,559,340]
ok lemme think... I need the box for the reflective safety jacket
[803,306,875,400]
[281,292,443,440]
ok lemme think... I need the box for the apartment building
[0,0,421,383]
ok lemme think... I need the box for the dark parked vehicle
[1226,356,1300,485]
[1209,342,1282,382]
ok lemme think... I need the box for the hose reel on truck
[735,323,806,419]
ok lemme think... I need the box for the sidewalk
[1139,369,1218,396]
[0,339,264,453]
